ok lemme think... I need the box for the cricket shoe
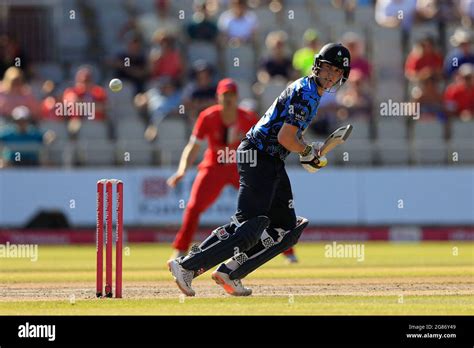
[167,259,195,297]
[211,264,252,296]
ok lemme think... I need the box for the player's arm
[278,123,326,174]
[167,136,202,188]
[168,109,209,188]
[277,123,309,154]
[176,136,202,175]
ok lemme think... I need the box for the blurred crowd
[0,0,473,167]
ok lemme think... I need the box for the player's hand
[167,172,185,188]
[299,142,328,173]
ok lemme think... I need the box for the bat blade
[320,124,353,156]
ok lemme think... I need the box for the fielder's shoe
[284,253,298,264]
[211,264,252,296]
[167,259,195,297]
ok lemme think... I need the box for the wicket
[96,179,123,298]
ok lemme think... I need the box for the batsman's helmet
[312,43,351,91]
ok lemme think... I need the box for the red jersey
[443,82,474,115]
[192,105,258,168]
[151,50,183,80]
[405,52,443,76]
[63,85,107,120]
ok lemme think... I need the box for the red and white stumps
[96,179,123,299]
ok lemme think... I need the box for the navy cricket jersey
[246,76,322,160]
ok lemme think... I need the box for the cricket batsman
[168,43,351,296]
[167,78,298,263]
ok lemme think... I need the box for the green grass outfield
[0,242,473,315]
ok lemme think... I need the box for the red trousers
[172,165,294,256]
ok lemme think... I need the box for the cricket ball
[109,78,123,92]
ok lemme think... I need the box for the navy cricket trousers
[234,138,297,231]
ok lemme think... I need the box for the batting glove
[299,141,328,173]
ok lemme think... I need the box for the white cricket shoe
[211,265,252,296]
[167,259,195,297]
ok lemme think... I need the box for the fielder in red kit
[167,78,297,263]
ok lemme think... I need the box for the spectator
[0,67,39,121]
[258,30,296,84]
[40,80,62,121]
[416,0,439,20]
[458,0,474,27]
[109,35,148,95]
[341,32,371,81]
[444,63,474,121]
[0,35,29,79]
[186,0,219,42]
[375,0,417,63]
[405,36,443,82]
[411,72,445,122]
[331,0,358,23]
[134,77,183,141]
[336,69,373,121]
[444,28,474,78]
[0,106,55,167]
[217,0,258,44]
[134,0,180,44]
[293,29,320,77]
[63,66,107,121]
[375,0,417,30]
[149,30,184,82]
[182,60,217,121]
[62,66,108,135]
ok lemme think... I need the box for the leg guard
[228,217,308,280]
[180,215,270,275]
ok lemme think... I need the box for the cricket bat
[319,124,353,156]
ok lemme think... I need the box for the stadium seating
[234,79,254,100]
[46,140,74,167]
[76,139,116,166]
[91,1,129,54]
[260,80,286,115]
[284,3,317,40]
[224,44,256,81]
[107,82,139,120]
[337,119,373,166]
[116,139,155,166]
[187,41,219,67]
[77,121,109,140]
[35,63,64,83]
[376,120,410,165]
[156,116,189,165]
[115,119,146,140]
[448,120,474,164]
[40,121,69,141]
[413,121,447,165]
[253,6,281,43]
[451,119,474,139]
[57,12,89,62]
